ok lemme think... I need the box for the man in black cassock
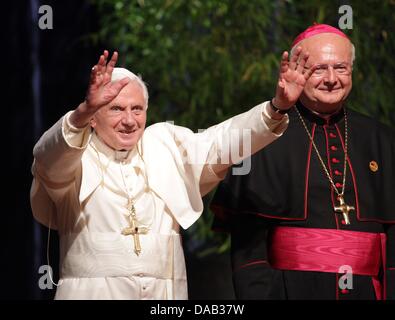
[210,24,395,300]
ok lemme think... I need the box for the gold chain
[295,107,348,197]
[92,139,145,217]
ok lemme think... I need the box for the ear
[90,117,96,129]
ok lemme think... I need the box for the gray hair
[290,39,356,65]
[111,67,149,109]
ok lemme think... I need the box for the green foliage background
[91,0,395,255]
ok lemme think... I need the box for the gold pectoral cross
[334,195,355,225]
[121,199,148,256]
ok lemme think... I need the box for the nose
[324,66,337,86]
[121,109,137,126]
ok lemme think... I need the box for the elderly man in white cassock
[30,49,312,299]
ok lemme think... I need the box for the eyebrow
[110,104,145,109]
[305,61,350,68]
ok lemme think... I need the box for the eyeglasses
[306,63,352,77]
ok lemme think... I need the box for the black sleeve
[210,166,244,232]
[229,214,285,299]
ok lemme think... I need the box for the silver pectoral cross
[334,195,355,225]
[121,199,148,256]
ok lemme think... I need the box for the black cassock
[211,102,395,300]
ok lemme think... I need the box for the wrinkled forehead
[300,33,353,64]
[112,81,146,102]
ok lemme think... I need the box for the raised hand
[70,50,130,128]
[273,47,314,110]
[85,50,130,111]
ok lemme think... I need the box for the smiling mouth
[118,130,136,135]
[319,88,341,92]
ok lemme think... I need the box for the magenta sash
[269,227,386,299]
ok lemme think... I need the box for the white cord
[46,217,63,287]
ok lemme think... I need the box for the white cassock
[30,101,288,299]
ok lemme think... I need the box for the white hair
[111,67,149,109]
[290,38,356,65]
